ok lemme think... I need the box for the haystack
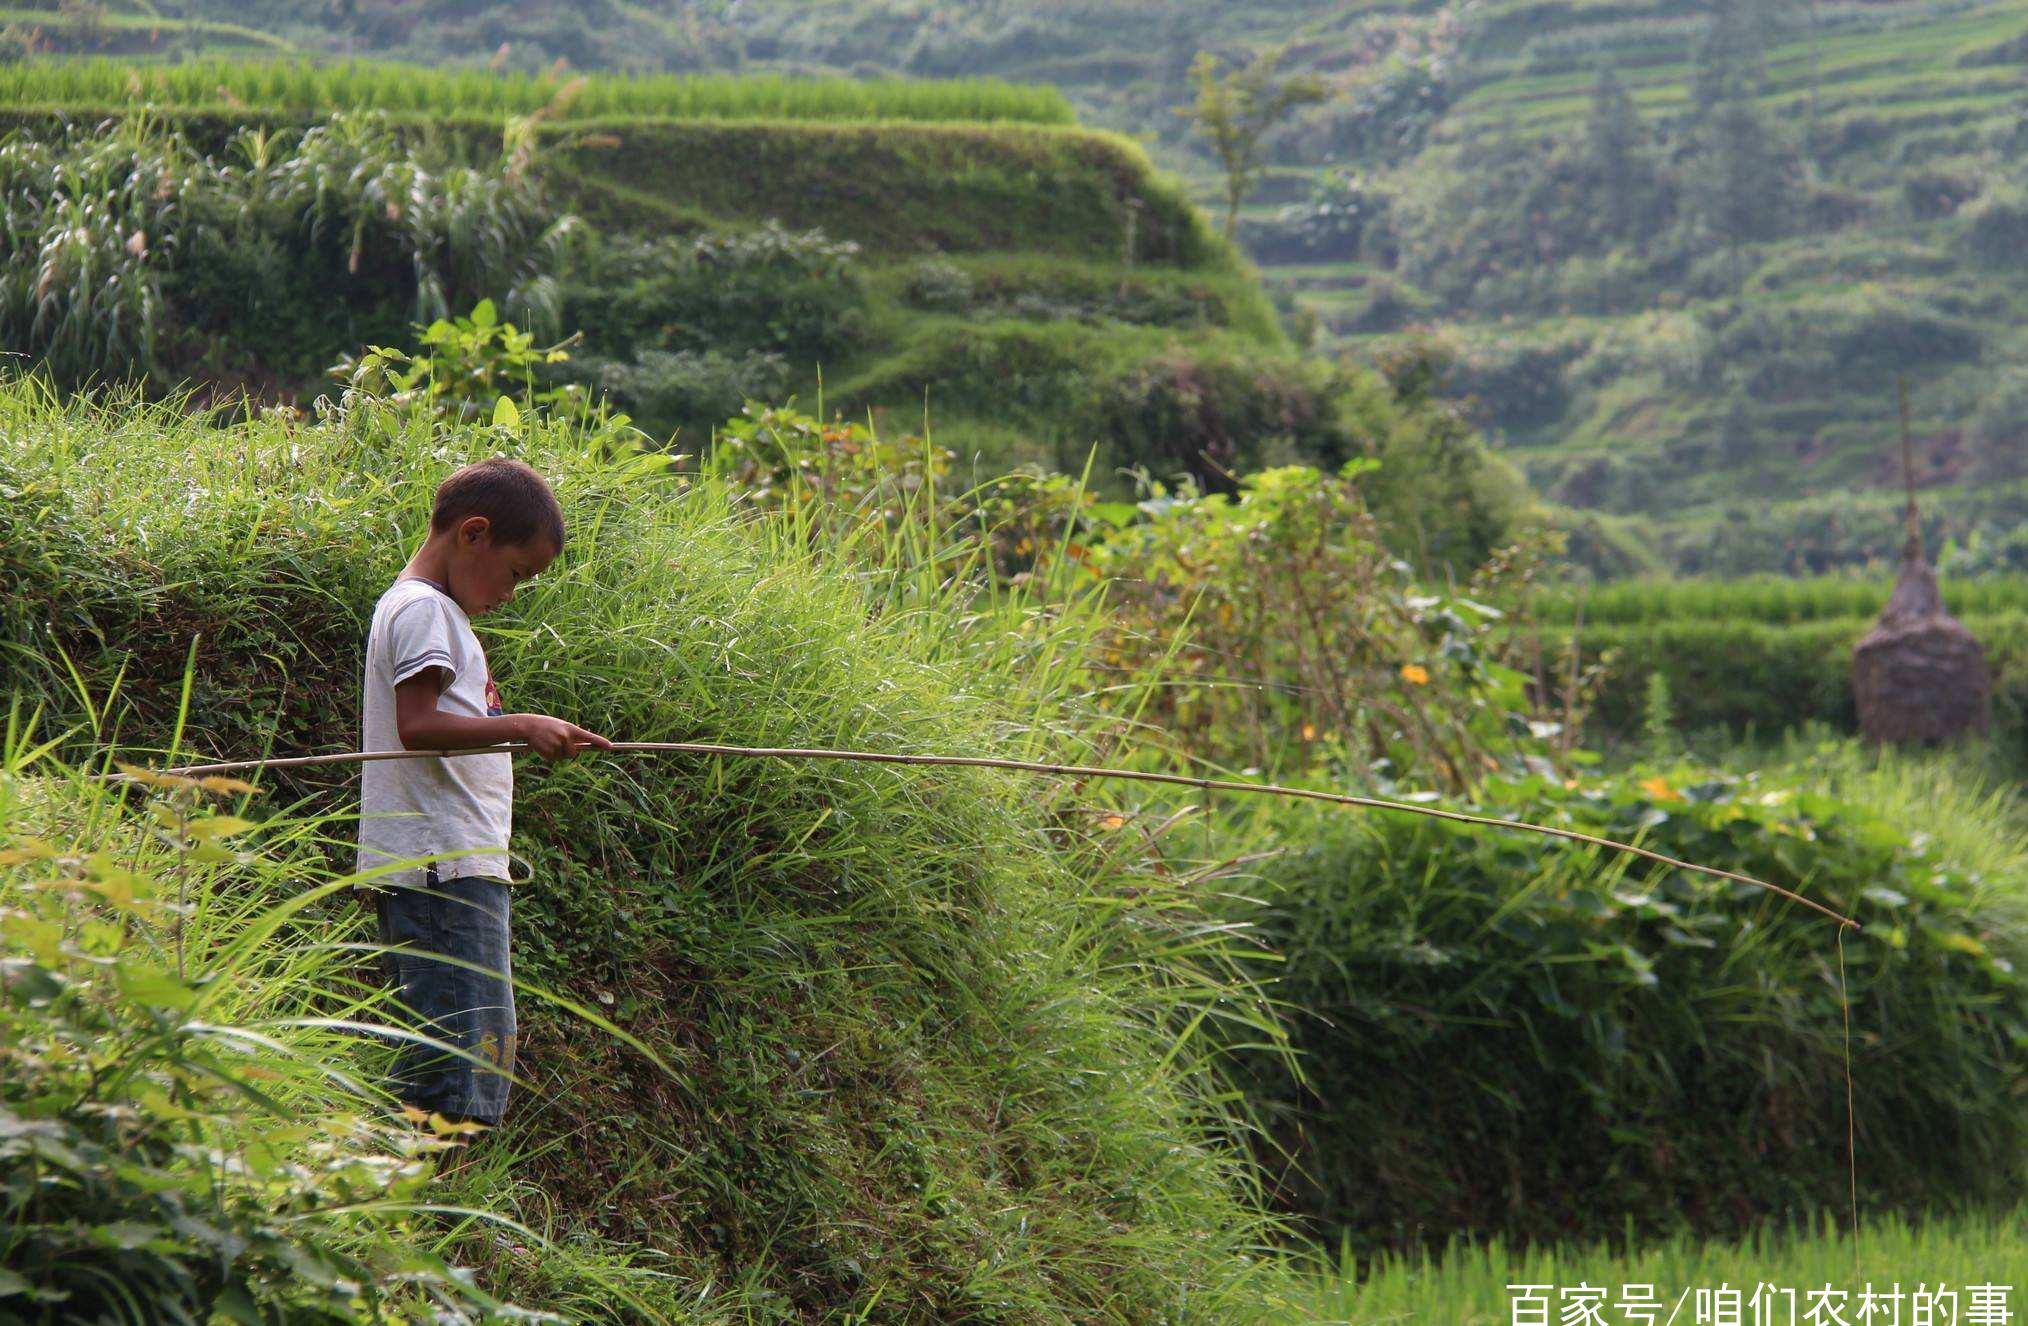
[1851,395,1990,745]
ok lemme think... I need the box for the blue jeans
[374,867,517,1126]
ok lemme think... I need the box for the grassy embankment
[0,378,1324,1322]
[2,392,2022,1319]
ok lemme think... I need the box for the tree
[1692,0,1774,119]
[1692,96,1787,286]
[1180,46,1328,239]
[1715,394,1757,466]
[1584,65,1645,245]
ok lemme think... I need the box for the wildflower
[1640,776,1682,803]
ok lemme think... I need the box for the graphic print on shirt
[484,672,503,717]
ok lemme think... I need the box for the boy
[356,456,611,1145]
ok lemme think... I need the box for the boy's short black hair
[431,458,564,551]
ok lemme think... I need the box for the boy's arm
[393,670,613,762]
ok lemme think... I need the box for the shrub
[1265,169,1389,263]
[1564,614,2028,766]
[332,298,586,424]
[1441,335,1584,433]
[1354,341,1534,571]
[1961,183,2028,267]
[572,345,790,440]
[1222,764,2026,1254]
[0,752,542,1322]
[1346,274,1431,333]
[562,221,867,369]
[1085,461,1575,792]
[899,257,974,312]
[1711,294,1983,391]
[833,320,1363,494]
[1089,343,1359,486]
[1902,168,1980,221]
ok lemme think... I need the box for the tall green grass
[0,57,1077,126]
[0,715,645,1319]
[1292,1202,2028,1325]
[0,375,1311,1322]
[1538,575,2028,627]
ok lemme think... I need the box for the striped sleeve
[386,596,459,692]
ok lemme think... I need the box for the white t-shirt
[355,576,513,888]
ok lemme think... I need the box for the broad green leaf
[116,965,199,1012]
[2,913,62,965]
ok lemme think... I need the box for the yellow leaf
[1301,724,1317,741]
[1097,813,1126,832]
[0,839,58,866]
[1399,664,1430,686]
[114,763,199,792]
[428,1112,489,1137]
[398,1106,432,1125]
[198,776,261,796]
[186,816,256,840]
[1639,776,1682,803]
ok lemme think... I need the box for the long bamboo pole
[128,740,1859,930]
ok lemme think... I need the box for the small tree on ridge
[1180,45,1327,239]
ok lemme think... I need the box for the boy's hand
[511,714,614,762]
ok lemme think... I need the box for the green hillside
[11,2,2028,569]
[0,55,1387,502]
[707,0,2028,574]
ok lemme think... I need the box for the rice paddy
[0,57,1078,126]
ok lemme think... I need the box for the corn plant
[0,118,198,384]
[0,110,580,388]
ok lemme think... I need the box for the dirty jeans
[374,866,517,1126]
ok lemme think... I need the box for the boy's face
[449,516,558,617]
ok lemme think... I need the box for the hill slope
[0,381,1308,1322]
[714,0,2028,574]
